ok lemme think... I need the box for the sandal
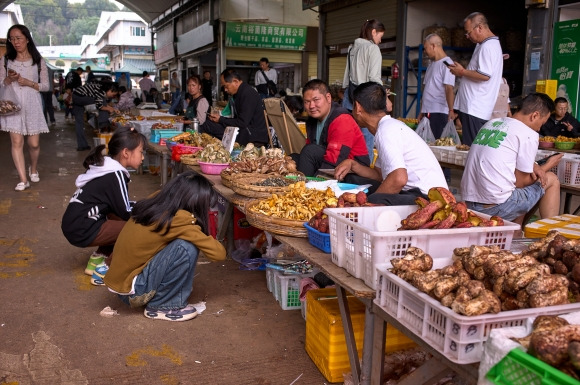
[29,167,40,183]
[15,181,30,191]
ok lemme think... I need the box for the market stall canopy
[81,59,111,73]
[123,59,156,74]
[45,61,64,73]
[116,62,144,75]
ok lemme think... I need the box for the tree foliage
[15,0,122,46]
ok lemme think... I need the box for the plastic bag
[0,85,21,115]
[441,119,462,145]
[415,117,435,144]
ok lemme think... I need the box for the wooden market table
[146,142,172,186]
[181,164,481,385]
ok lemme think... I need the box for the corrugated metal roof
[124,59,156,73]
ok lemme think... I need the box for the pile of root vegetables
[307,191,374,234]
[400,187,504,230]
[513,315,580,380]
[389,229,580,316]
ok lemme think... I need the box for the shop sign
[551,19,580,116]
[225,22,306,50]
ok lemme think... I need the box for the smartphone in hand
[443,61,453,67]
[536,152,561,166]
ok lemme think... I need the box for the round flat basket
[220,168,234,188]
[230,174,292,198]
[230,193,254,207]
[180,155,199,166]
[245,200,308,237]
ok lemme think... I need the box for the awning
[81,59,111,73]
[115,62,143,75]
[123,59,156,74]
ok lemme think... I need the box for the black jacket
[540,112,580,138]
[61,157,132,247]
[218,82,269,145]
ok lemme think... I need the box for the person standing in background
[65,67,83,91]
[138,71,155,100]
[254,58,278,99]
[342,19,385,158]
[41,64,56,126]
[0,24,50,191]
[201,70,213,103]
[169,71,181,104]
[449,12,503,146]
[85,66,95,83]
[419,33,456,139]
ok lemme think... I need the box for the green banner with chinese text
[225,22,306,51]
[551,20,580,117]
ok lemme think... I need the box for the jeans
[41,91,55,124]
[118,239,199,310]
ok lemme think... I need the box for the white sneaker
[29,167,40,183]
[15,181,30,191]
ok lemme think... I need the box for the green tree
[55,59,65,67]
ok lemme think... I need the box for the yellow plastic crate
[535,79,558,100]
[305,288,415,383]
[524,214,580,239]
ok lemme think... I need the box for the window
[130,27,146,37]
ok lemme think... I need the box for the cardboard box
[305,288,415,383]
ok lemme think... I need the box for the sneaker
[90,263,108,286]
[84,252,106,276]
[144,304,198,322]
[29,167,40,183]
[14,181,30,191]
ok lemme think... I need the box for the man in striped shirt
[72,82,119,151]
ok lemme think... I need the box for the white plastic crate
[266,267,276,295]
[325,206,520,289]
[438,147,456,163]
[453,151,466,166]
[557,155,580,185]
[268,269,316,310]
[374,263,580,364]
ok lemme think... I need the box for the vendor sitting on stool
[290,79,369,178]
[462,93,562,224]
[334,82,447,204]
[539,97,580,138]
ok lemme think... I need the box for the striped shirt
[73,83,107,109]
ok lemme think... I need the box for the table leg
[336,285,361,385]
[371,315,386,385]
[360,300,374,385]
[565,192,572,214]
[217,200,234,253]
[160,153,168,186]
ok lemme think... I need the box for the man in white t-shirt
[461,93,562,224]
[449,12,503,146]
[334,82,448,205]
[419,33,456,139]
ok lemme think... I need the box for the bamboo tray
[245,200,308,237]
[229,174,292,198]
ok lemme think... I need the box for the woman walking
[0,24,50,191]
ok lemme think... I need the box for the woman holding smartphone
[0,24,49,191]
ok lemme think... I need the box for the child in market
[61,127,147,285]
[103,171,226,322]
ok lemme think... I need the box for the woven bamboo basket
[245,200,308,237]
[230,174,292,198]
[220,169,234,188]
[230,193,254,207]
[180,154,199,166]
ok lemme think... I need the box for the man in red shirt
[291,79,369,177]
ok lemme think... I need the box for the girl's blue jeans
[119,239,199,310]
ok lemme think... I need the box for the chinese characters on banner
[551,20,580,116]
[225,22,307,50]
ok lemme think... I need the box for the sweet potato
[356,191,367,205]
[434,212,457,229]
[401,200,444,229]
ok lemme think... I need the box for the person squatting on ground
[72,81,119,151]
[291,79,369,178]
[61,127,147,285]
[0,24,50,191]
[461,93,562,224]
[334,82,447,204]
[449,12,503,146]
[103,171,226,322]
